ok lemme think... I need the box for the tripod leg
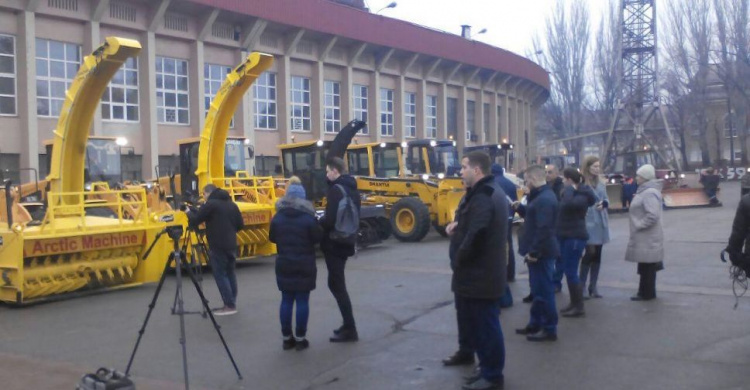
[182,262,243,380]
[174,251,191,389]
[126,252,175,375]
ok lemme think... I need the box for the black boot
[330,327,359,342]
[522,293,534,303]
[562,283,585,317]
[588,263,603,298]
[559,283,575,315]
[442,350,475,366]
[526,329,557,342]
[282,337,296,350]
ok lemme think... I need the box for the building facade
[0,0,549,182]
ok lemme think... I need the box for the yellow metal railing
[212,174,278,206]
[41,188,151,233]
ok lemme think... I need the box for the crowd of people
[187,150,670,390]
[444,155,666,390]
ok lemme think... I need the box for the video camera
[166,225,184,241]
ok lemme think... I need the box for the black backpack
[329,184,359,245]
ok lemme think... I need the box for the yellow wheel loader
[345,140,465,241]
[0,37,172,304]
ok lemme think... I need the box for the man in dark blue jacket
[516,165,560,342]
[492,163,518,283]
[187,184,244,316]
[320,157,361,342]
[446,152,508,390]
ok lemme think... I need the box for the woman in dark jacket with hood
[269,177,323,351]
[556,167,596,317]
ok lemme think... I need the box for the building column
[457,86,467,154]
[489,91,499,144]
[501,93,510,143]
[438,83,447,139]
[343,66,353,128]
[312,60,324,139]
[417,80,426,139]
[18,11,38,182]
[277,55,291,143]
[394,74,405,141]
[85,21,103,136]
[140,31,159,179]
[190,40,205,136]
[371,71,381,142]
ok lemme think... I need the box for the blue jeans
[527,258,558,334]
[507,221,516,280]
[464,297,505,384]
[210,249,237,308]
[280,291,310,337]
[559,238,587,285]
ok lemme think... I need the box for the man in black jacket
[187,184,244,316]
[320,157,361,342]
[446,151,508,390]
[726,193,750,272]
[517,165,560,342]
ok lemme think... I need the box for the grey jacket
[625,180,664,264]
[585,181,610,245]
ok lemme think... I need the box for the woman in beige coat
[625,164,664,301]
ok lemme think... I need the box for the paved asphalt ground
[1,182,749,390]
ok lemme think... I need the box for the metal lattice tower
[622,0,657,108]
[603,0,682,173]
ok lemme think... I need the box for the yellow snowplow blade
[663,188,721,209]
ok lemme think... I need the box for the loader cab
[279,140,330,202]
[178,136,251,202]
[464,143,514,169]
[406,139,460,177]
[347,142,403,178]
[44,136,123,188]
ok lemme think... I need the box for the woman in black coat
[269,177,323,351]
[556,167,596,317]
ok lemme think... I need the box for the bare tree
[714,0,749,165]
[532,0,591,160]
[662,0,715,166]
[589,0,620,153]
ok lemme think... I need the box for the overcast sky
[364,0,609,58]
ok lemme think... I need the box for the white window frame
[102,57,139,122]
[156,56,190,125]
[324,80,341,134]
[290,76,311,132]
[204,63,232,127]
[36,38,81,117]
[0,34,16,116]
[380,88,394,137]
[253,71,277,130]
[353,84,369,135]
[426,95,438,139]
[404,92,416,138]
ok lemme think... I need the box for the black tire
[390,197,430,242]
[375,216,392,240]
[434,223,448,237]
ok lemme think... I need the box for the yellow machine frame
[0,37,171,304]
[185,52,277,261]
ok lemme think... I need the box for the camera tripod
[171,227,209,317]
[125,225,242,389]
